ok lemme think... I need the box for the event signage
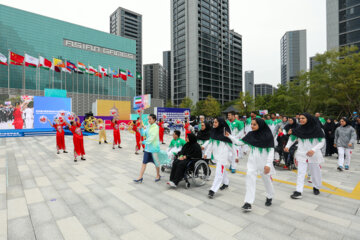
[133,94,151,110]
[63,39,136,60]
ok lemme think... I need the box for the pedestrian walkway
[0,131,359,240]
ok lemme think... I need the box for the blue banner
[155,107,190,123]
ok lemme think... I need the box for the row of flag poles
[0,51,140,100]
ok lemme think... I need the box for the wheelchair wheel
[161,166,165,172]
[185,182,190,189]
[192,160,209,187]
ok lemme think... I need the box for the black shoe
[81,157,86,161]
[265,198,272,206]
[337,166,343,171]
[74,159,77,162]
[63,151,68,153]
[242,203,252,212]
[208,190,215,199]
[313,187,320,195]
[57,151,60,154]
[99,141,101,145]
[219,184,228,191]
[290,191,302,199]
[104,141,108,144]
[118,145,122,148]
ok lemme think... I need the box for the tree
[165,100,174,108]
[200,95,221,117]
[235,92,255,115]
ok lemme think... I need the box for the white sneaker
[167,181,177,188]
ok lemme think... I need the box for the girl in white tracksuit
[203,117,235,199]
[285,113,325,199]
[196,121,212,159]
[227,118,275,211]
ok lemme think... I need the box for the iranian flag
[120,69,127,81]
[86,68,94,75]
[39,56,52,70]
[134,96,142,104]
[88,65,97,73]
[24,54,39,68]
[10,51,24,65]
[78,62,86,72]
[0,52,7,66]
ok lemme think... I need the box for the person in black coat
[324,118,337,156]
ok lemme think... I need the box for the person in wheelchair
[167,130,186,161]
[167,133,202,187]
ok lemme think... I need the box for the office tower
[163,51,171,101]
[144,64,167,101]
[244,71,254,97]
[254,84,274,97]
[280,30,307,85]
[310,56,321,70]
[171,0,243,105]
[110,7,143,95]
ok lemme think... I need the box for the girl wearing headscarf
[167,133,202,187]
[282,117,299,169]
[196,121,211,158]
[202,117,235,198]
[324,118,336,156]
[226,118,275,211]
[334,118,356,171]
[285,113,325,199]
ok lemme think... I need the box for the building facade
[171,0,242,105]
[0,4,136,115]
[327,0,360,50]
[110,7,143,95]
[280,30,307,85]
[144,64,167,101]
[310,56,321,70]
[244,71,254,97]
[254,83,274,97]
[163,51,171,101]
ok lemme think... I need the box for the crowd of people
[47,110,359,212]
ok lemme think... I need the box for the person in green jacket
[167,130,186,161]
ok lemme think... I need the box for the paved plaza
[0,131,360,240]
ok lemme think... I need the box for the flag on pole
[10,51,24,65]
[99,65,108,76]
[53,58,65,68]
[86,68,94,75]
[136,72,142,80]
[77,62,86,72]
[134,96,142,105]
[51,65,61,72]
[88,65,97,73]
[0,52,8,65]
[127,69,134,77]
[24,54,39,68]
[62,67,71,73]
[120,69,127,81]
[39,56,52,70]
[95,72,102,78]
[66,61,77,71]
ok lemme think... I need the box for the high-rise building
[327,0,360,50]
[171,0,242,105]
[110,7,143,95]
[254,84,274,97]
[163,51,171,101]
[144,64,167,101]
[244,71,254,97]
[310,56,321,70]
[280,30,307,85]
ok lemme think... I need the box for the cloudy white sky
[1,0,326,87]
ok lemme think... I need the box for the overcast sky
[1,0,326,87]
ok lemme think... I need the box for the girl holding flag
[159,118,165,144]
[48,118,68,154]
[65,115,86,162]
[111,116,122,149]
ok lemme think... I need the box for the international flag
[66,61,77,71]
[109,67,118,78]
[24,54,39,68]
[136,72,142,80]
[0,52,8,66]
[53,58,65,68]
[39,56,52,70]
[62,67,71,73]
[95,72,103,78]
[77,62,86,72]
[88,65,97,73]
[134,96,142,104]
[99,65,108,76]
[86,68,94,75]
[127,69,134,77]
[51,65,61,72]
[120,69,127,81]
[10,51,24,65]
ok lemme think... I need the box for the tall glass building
[0,4,136,115]
[327,0,360,50]
[171,0,242,105]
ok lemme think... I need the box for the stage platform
[0,128,98,138]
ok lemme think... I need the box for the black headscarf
[178,133,202,159]
[292,113,325,139]
[210,117,232,144]
[197,121,211,141]
[341,117,350,127]
[324,119,335,132]
[242,118,274,148]
[284,117,299,132]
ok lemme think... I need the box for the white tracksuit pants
[337,147,351,167]
[210,161,230,192]
[244,157,274,204]
[296,161,322,192]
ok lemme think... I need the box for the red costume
[134,121,144,151]
[159,121,164,143]
[70,122,85,157]
[111,121,121,145]
[184,122,191,139]
[13,107,23,129]
[54,123,66,150]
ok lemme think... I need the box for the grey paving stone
[236,222,293,240]
[7,185,24,200]
[28,202,54,227]
[96,207,134,235]
[87,223,119,240]
[68,202,104,227]
[33,221,65,240]
[47,198,73,220]
[8,216,36,240]
[157,217,206,240]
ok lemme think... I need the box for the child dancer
[227,118,275,211]
[48,118,68,154]
[159,118,165,144]
[134,117,145,154]
[285,113,325,199]
[111,116,122,149]
[96,118,108,144]
[65,116,85,162]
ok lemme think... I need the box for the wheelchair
[183,158,210,188]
